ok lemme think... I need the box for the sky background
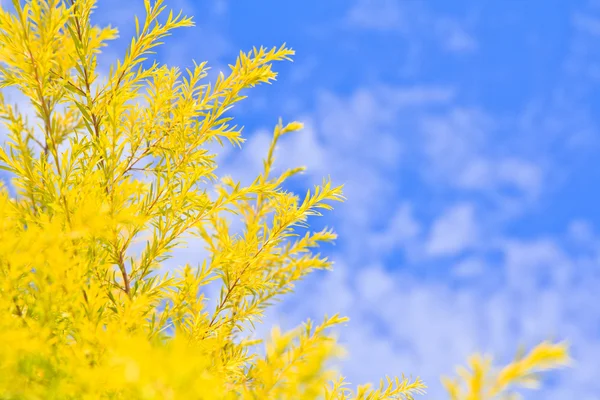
[2,0,600,398]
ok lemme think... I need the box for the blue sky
[2,0,600,398]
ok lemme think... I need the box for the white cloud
[382,86,456,107]
[497,158,543,196]
[345,0,478,54]
[317,88,402,161]
[435,18,478,53]
[458,157,543,200]
[212,0,229,16]
[565,2,600,87]
[288,57,319,85]
[345,0,409,32]
[567,219,598,246]
[368,202,421,255]
[420,108,545,207]
[354,264,394,304]
[501,238,572,292]
[572,12,600,36]
[452,256,486,278]
[420,108,489,177]
[426,203,478,257]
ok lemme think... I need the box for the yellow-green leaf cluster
[442,341,571,400]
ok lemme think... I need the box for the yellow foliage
[442,341,571,400]
[0,0,569,399]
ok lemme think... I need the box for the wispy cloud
[426,203,479,257]
[345,0,478,54]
